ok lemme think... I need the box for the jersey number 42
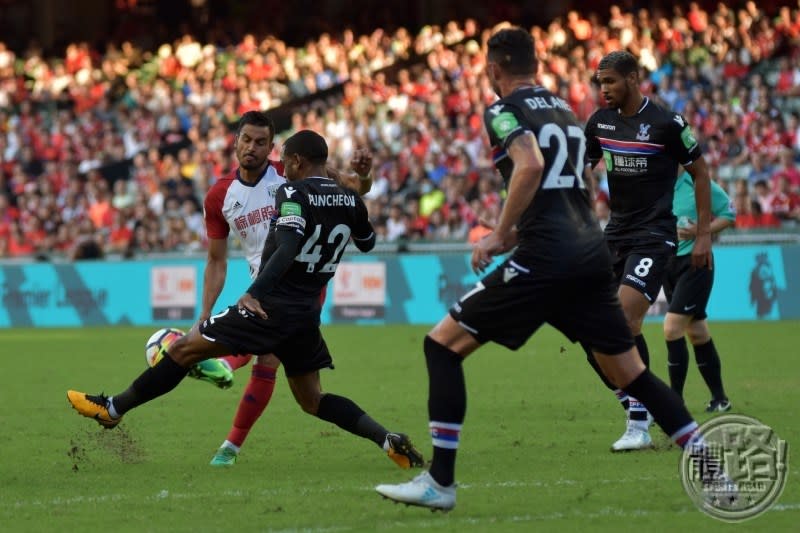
[297,223,351,273]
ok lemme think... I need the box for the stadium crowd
[1,2,800,259]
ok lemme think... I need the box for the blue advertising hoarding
[0,245,797,328]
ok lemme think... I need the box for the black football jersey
[484,85,609,276]
[257,176,374,301]
[585,97,702,241]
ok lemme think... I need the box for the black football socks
[666,337,690,397]
[694,338,727,401]
[622,369,697,447]
[111,353,189,415]
[424,335,465,487]
[316,392,391,447]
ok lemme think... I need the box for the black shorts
[449,258,634,355]
[663,254,714,320]
[199,306,333,377]
[608,238,676,303]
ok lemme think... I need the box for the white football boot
[611,419,654,452]
[375,471,456,511]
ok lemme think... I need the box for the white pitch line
[3,476,666,508]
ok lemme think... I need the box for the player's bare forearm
[201,257,226,320]
[710,217,733,234]
[498,133,543,237]
[325,149,373,195]
[326,168,372,195]
[686,158,714,268]
[356,173,372,195]
[678,217,734,241]
[583,165,596,199]
[472,134,542,273]
[687,158,713,234]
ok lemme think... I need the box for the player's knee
[663,316,685,341]
[686,320,710,345]
[424,335,464,366]
[625,316,644,336]
[256,354,281,368]
[166,336,193,365]
[296,391,321,415]
[596,348,646,388]
[608,365,643,389]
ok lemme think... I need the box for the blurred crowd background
[1,0,800,260]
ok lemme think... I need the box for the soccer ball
[145,327,185,368]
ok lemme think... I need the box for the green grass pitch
[1,322,798,532]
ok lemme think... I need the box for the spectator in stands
[772,147,800,192]
[747,152,775,185]
[385,204,409,242]
[768,176,800,221]
[3,5,800,259]
[736,199,782,229]
[753,180,773,214]
[720,126,749,167]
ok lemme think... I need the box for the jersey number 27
[538,123,586,190]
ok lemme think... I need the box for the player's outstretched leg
[68,331,230,429]
[68,354,190,428]
[288,371,423,469]
[67,391,121,429]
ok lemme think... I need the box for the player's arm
[669,114,713,269]
[201,187,230,321]
[352,196,377,252]
[472,131,544,273]
[494,132,543,238]
[200,238,227,321]
[583,112,603,170]
[326,149,373,195]
[246,230,302,300]
[583,164,596,200]
[679,179,735,240]
[684,156,713,269]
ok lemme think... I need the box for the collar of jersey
[235,162,273,188]
[617,96,649,116]
[510,84,542,95]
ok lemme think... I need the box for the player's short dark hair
[598,51,639,77]
[236,111,275,136]
[487,27,537,76]
[283,130,328,164]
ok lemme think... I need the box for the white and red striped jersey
[203,160,285,278]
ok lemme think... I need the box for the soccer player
[196,111,372,466]
[375,27,703,511]
[582,51,713,451]
[664,171,735,411]
[67,130,423,471]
